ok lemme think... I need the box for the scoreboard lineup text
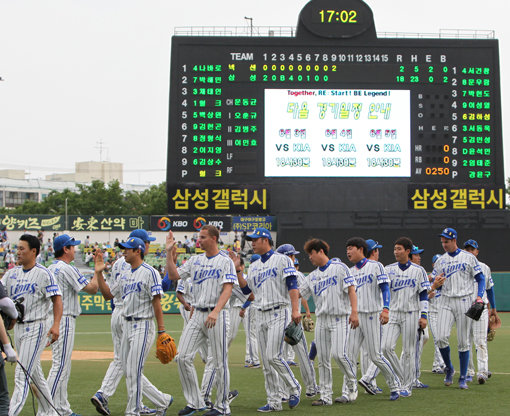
[167,1,504,213]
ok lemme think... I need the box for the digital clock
[317,9,358,24]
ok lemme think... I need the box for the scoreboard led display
[167,0,504,213]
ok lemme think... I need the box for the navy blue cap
[53,234,81,252]
[366,239,382,252]
[276,243,300,256]
[250,254,261,263]
[246,228,272,241]
[129,229,156,242]
[119,237,145,251]
[432,254,441,264]
[439,227,457,240]
[464,239,479,249]
[411,245,424,255]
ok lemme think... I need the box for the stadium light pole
[244,16,253,36]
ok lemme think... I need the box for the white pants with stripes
[352,312,401,393]
[10,321,58,416]
[180,305,208,362]
[413,325,429,382]
[436,296,473,352]
[468,307,489,377]
[121,319,170,416]
[176,309,231,414]
[257,308,301,410]
[47,315,77,416]
[428,308,445,370]
[315,314,356,404]
[244,307,259,365]
[292,331,318,395]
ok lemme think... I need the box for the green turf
[5,313,510,415]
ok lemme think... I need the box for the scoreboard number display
[168,0,504,213]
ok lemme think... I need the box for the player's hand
[189,306,194,319]
[349,311,359,329]
[379,309,389,325]
[228,251,242,269]
[291,309,301,324]
[166,231,176,254]
[305,312,311,319]
[94,250,106,273]
[239,308,246,318]
[2,343,17,363]
[205,310,219,328]
[418,317,427,329]
[433,274,446,289]
[47,325,60,346]
[183,302,191,312]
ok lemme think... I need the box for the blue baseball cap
[432,254,441,264]
[129,229,156,242]
[464,239,479,249]
[366,239,382,252]
[276,243,300,256]
[250,254,261,263]
[53,234,81,252]
[439,227,457,240]
[119,237,146,251]
[411,245,424,255]
[246,228,272,241]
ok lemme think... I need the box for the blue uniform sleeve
[241,285,252,295]
[378,282,390,309]
[419,290,428,301]
[474,272,486,298]
[161,272,171,292]
[486,287,496,309]
[286,275,298,291]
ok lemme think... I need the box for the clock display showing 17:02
[318,9,358,24]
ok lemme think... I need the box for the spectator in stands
[114,238,120,248]
[84,235,90,248]
[234,239,241,253]
[155,248,162,258]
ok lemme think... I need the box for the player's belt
[195,307,214,312]
[125,316,144,321]
[259,305,281,312]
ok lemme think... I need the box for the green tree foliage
[8,180,168,215]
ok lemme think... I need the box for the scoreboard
[167,0,504,213]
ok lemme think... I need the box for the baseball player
[232,228,302,413]
[0,282,18,415]
[298,239,357,406]
[2,234,63,416]
[376,237,430,396]
[92,229,169,416]
[431,227,486,389]
[344,237,401,401]
[46,234,98,416]
[428,254,446,374]
[276,244,318,398]
[463,239,500,384]
[166,225,236,416]
[242,254,261,368]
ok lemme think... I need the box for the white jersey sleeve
[350,259,389,313]
[48,260,89,316]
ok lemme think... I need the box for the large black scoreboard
[167,0,505,214]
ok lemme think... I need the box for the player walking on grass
[95,237,173,416]
[232,228,302,413]
[2,234,63,416]
[166,226,236,416]
[430,228,486,389]
[47,234,98,416]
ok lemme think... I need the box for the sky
[0,0,507,185]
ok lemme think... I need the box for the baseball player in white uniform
[463,239,500,384]
[92,229,169,416]
[233,228,302,413]
[242,254,261,368]
[428,254,446,374]
[95,237,173,416]
[378,237,430,396]
[166,225,236,416]
[299,239,357,406]
[431,227,486,389]
[344,237,402,401]
[47,234,98,416]
[2,234,63,416]
[276,244,318,398]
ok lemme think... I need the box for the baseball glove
[487,328,496,342]
[465,301,484,321]
[1,297,25,330]
[489,313,502,329]
[302,316,314,332]
[155,332,177,364]
[284,321,303,346]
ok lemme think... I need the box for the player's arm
[94,250,114,300]
[418,290,428,329]
[176,290,191,311]
[348,285,359,328]
[0,318,17,363]
[48,294,63,344]
[152,294,165,333]
[240,293,255,318]
[205,282,233,328]
[378,282,390,324]
[301,297,311,318]
[474,272,485,303]
[229,251,252,293]
[165,231,181,281]
[82,273,98,294]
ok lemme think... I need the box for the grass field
[5,313,510,416]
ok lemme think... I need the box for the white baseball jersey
[431,249,482,297]
[349,259,389,313]
[176,278,194,305]
[110,263,163,318]
[385,262,430,311]
[245,251,296,310]
[477,261,493,304]
[230,282,247,308]
[108,256,131,307]
[2,264,61,321]
[177,251,237,308]
[299,259,355,316]
[48,260,89,316]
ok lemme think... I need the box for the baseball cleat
[309,341,317,361]
[312,399,331,406]
[334,395,350,404]
[444,367,455,386]
[228,390,239,404]
[204,401,213,410]
[155,396,173,416]
[399,389,412,397]
[389,391,400,401]
[288,394,300,409]
[478,375,487,384]
[91,392,110,416]
[257,404,280,412]
[178,406,200,416]
[432,368,444,374]
[487,370,492,378]
[251,363,261,368]
[203,410,230,416]
[374,387,383,394]
[459,378,468,390]
[358,379,377,395]
[413,381,429,389]
[286,360,298,366]
[465,375,473,382]
[140,406,157,415]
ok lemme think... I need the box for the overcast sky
[0,0,507,185]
